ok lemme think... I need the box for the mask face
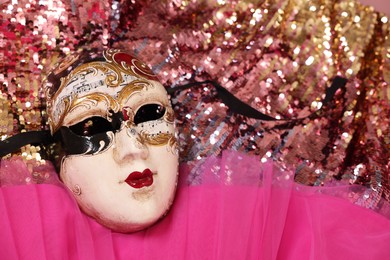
[46,49,179,232]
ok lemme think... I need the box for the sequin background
[0,0,389,210]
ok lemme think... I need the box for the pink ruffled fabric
[0,157,59,186]
[0,151,389,259]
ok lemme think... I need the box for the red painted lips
[125,169,154,188]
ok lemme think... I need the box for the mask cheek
[60,158,83,196]
[59,157,105,218]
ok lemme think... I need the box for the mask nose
[112,126,149,164]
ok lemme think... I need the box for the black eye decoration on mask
[134,104,166,125]
[57,110,123,156]
[58,104,167,156]
[69,117,116,136]
[59,125,113,156]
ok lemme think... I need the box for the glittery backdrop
[0,0,389,208]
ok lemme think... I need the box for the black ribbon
[168,76,347,121]
[0,130,53,157]
[0,76,347,157]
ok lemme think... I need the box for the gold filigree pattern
[70,93,120,114]
[51,93,121,132]
[52,52,80,75]
[50,80,158,132]
[137,131,177,149]
[126,120,135,129]
[103,49,157,80]
[53,61,123,104]
[168,135,178,153]
[103,49,121,60]
[48,53,162,134]
[50,96,72,133]
[164,107,175,124]
[117,80,151,104]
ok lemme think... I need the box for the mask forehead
[46,49,162,133]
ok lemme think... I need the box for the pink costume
[1,150,389,259]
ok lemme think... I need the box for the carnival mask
[44,49,179,233]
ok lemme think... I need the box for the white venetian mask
[45,49,179,232]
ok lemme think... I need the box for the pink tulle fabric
[0,151,389,259]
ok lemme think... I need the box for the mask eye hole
[134,104,166,125]
[69,116,114,137]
